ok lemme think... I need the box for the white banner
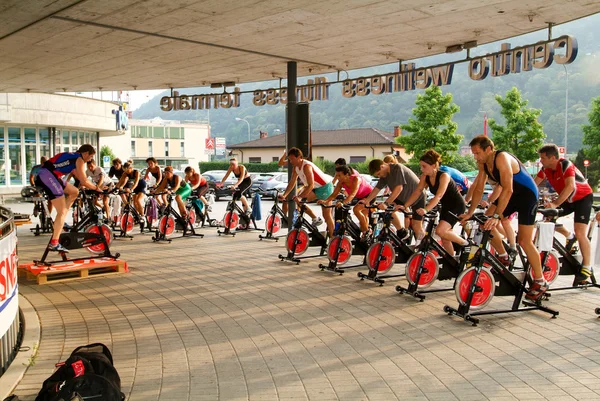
[0,231,18,339]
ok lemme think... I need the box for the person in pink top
[318,165,373,240]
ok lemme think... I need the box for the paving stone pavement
[9,218,600,401]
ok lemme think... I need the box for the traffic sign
[558,146,565,158]
[102,155,110,168]
[205,138,215,149]
[584,159,590,167]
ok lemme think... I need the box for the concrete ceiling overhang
[0,0,599,93]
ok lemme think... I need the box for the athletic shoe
[48,243,69,253]
[360,230,372,243]
[207,205,212,212]
[312,217,323,226]
[525,281,548,301]
[573,266,592,286]
[497,254,511,267]
[397,228,410,241]
[507,247,518,264]
[565,236,577,253]
[63,223,72,231]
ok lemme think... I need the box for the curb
[0,294,41,400]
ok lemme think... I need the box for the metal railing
[0,205,20,377]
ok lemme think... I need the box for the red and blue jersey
[45,152,81,177]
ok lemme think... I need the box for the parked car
[202,170,237,201]
[257,172,289,198]
[250,172,279,190]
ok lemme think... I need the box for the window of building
[61,129,70,153]
[169,127,181,139]
[180,141,184,157]
[153,127,164,139]
[249,157,261,163]
[0,127,5,185]
[39,128,50,158]
[316,156,324,162]
[131,140,135,157]
[349,156,366,163]
[165,141,169,157]
[71,130,78,150]
[148,141,153,157]
[24,128,36,179]
[272,157,279,162]
[79,131,85,146]
[8,127,22,185]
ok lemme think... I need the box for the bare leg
[240,195,250,213]
[353,204,369,233]
[176,195,186,217]
[411,218,424,240]
[574,222,591,266]
[518,225,542,280]
[436,220,466,256]
[50,184,78,241]
[555,224,571,238]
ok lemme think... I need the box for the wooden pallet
[18,258,128,285]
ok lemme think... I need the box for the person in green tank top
[155,166,191,218]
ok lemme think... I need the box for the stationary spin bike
[35,189,118,266]
[29,188,54,236]
[259,189,288,241]
[396,209,473,301]
[113,189,146,239]
[278,198,328,264]
[152,192,204,243]
[357,205,414,285]
[217,188,262,236]
[535,206,600,293]
[318,201,374,274]
[443,213,559,326]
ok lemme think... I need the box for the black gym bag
[35,343,125,401]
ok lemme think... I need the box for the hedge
[199,160,373,175]
[199,161,282,173]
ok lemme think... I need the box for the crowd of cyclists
[28,136,599,301]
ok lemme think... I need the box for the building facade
[228,127,410,164]
[0,93,121,194]
[100,118,210,170]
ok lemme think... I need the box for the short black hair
[469,135,494,151]
[334,158,346,166]
[538,144,560,159]
[77,144,96,155]
[368,159,384,175]
[288,147,303,158]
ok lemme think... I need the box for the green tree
[397,86,462,163]
[445,154,478,172]
[582,96,600,159]
[100,145,116,162]
[488,87,545,162]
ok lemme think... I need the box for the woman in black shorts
[117,162,146,216]
[402,150,468,256]
[219,158,252,216]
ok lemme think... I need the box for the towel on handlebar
[537,221,555,252]
[147,197,158,220]
[252,192,262,221]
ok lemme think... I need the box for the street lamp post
[563,65,569,156]
[235,117,251,142]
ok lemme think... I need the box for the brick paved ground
[9,215,600,400]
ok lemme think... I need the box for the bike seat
[538,208,561,217]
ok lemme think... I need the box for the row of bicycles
[268,194,600,326]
